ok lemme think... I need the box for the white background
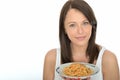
[0,0,120,80]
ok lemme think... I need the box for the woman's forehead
[65,9,88,23]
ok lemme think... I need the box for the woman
[43,0,119,80]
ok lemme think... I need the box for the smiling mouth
[76,36,86,41]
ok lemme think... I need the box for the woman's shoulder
[98,45,116,60]
[102,49,119,79]
[44,48,57,62]
[102,49,117,63]
[43,49,58,80]
[102,49,119,72]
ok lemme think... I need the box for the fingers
[80,77,90,80]
[87,77,90,80]
[64,78,81,80]
[84,77,90,80]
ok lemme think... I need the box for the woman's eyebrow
[82,18,89,21]
[67,21,76,25]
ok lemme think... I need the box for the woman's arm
[102,50,120,80]
[43,49,56,80]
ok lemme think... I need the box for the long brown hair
[59,0,99,64]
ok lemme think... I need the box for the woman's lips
[75,36,86,41]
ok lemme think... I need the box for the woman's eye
[69,24,75,27]
[83,21,89,25]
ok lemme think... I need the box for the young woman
[43,0,120,80]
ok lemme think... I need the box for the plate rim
[56,62,100,79]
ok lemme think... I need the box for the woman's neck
[71,43,88,55]
[71,43,89,62]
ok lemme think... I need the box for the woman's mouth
[75,36,86,41]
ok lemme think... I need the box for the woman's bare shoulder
[43,49,57,80]
[102,49,119,79]
[44,49,57,63]
[102,50,117,63]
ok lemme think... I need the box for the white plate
[56,62,99,79]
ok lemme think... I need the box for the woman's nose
[77,26,84,34]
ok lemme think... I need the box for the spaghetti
[63,63,93,77]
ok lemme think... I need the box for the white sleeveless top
[54,47,106,80]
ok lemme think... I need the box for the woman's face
[64,9,92,46]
